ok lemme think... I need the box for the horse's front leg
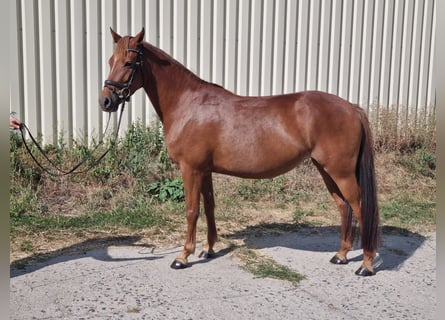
[170,166,203,269]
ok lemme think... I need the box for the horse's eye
[124,61,132,68]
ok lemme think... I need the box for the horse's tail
[354,105,381,252]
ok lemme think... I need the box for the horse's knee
[186,209,200,224]
[186,207,199,217]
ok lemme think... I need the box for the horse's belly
[212,142,309,179]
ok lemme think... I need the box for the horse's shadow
[10,225,430,276]
[221,223,430,272]
[10,236,163,278]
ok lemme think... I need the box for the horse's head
[99,28,145,112]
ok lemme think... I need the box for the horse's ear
[134,27,145,43]
[110,27,121,43]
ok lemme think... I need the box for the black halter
[104,43,144,101]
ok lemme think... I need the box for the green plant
[236,179,272,201]
[119,121,173,178]
[10,188,37,219]
[147,177,185,202]
[396,146,436,178]
[87,141,120,181]
[20,240,34,252]
[293,208,312,224]
[413,147,436,177]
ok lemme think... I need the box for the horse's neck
[142,43,203,121]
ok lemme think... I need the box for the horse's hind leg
[329,173,377,276]
[312,159,354,264]
[198,173,217,259]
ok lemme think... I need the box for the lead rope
[17,101,126,177]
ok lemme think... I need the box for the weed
[414,148,436,178]
[20,240,34,252]
[9,133,41,188]
[147,177,185,202]
[127,307,141,313]
[236,180,265,201]
[9,184,44,218]
[316,201,329,211]
[118,121,174,178]
[235,247,305,284]
[293,208,313,224]
[397,147,436,178]
[236,177,291,202]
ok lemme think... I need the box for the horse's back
[229,90,363,151]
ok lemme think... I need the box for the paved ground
[10,228,436,320]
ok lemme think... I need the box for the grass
[380,194,436,229]
[10,205,169,234]
[9,118,436,282]
[235,246,305,284]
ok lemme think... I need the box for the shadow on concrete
[222,224,428,272]
[10,225,429,276]
[10,236,163,278]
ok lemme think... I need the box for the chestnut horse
[99,28,381,276]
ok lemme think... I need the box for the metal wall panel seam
[414,0,426,124]
[416,0,430,116]
[379,0,394,110]
[21,0,38,137]
[33,0,42,137]
[16,0,25,132]
[367,0,380,111]
[349,0,361,105]
[283,0,296,94]
[408,0,423,123]
[426,0,435,112]
[318,0,332,92]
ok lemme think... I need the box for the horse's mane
[143,42,223,90]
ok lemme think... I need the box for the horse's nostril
[103,97,111,109]
[100,94,119,112]
[100,96,112,110]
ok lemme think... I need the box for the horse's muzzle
[99,92,120,112]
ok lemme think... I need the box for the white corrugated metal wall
[10,0,436,145]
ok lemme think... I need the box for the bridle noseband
[104,43,144,101]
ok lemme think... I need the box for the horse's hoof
[170,260,188,269]
[330,254,348,265]
[198,250,215,259]
[355,266,375,276]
